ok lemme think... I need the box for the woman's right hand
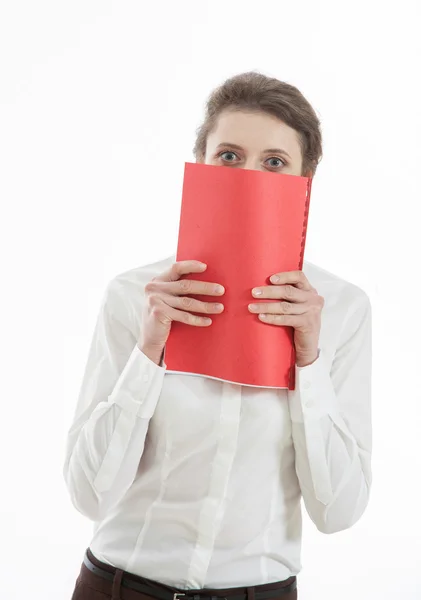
[138,260,225,364]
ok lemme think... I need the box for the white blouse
[63,254,372,589]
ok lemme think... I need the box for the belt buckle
[174,594,186,600]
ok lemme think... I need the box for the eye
[219,151,239,163]
[266,157,286,169]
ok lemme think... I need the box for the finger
[248,301,309,315]
[147,278,225,297]
[257,313,303,326]
[156,302,214,327]
[269,270,312,291]
[153,260,207,283]
[160,292,224,315]
[252,284,310,301]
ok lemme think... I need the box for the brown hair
[193,71,323,177]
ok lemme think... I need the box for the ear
[304,160,317,178]
[302,164,315,178]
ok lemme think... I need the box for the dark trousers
[71,547,298,600]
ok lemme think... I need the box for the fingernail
[215,285,225,294]
[252,288,262,296]
[271,275,280,283]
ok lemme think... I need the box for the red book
[163,162,312,390]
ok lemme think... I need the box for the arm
[287,292,372,534]
[62,282,166,521]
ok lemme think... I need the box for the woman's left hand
[248,270,324,367]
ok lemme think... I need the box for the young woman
[65,71,372,600]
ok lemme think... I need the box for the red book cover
[163,162,312,390]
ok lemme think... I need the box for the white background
[1,1,420,598]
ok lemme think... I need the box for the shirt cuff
[107,344,166,419]
[288,348,339,423]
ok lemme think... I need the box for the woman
[65,71,372,600]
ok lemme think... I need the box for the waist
[90,491,302,585]
[83,547,297,598]
[89,526,301,586]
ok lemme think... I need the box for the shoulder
[303,259,371,316]
[303,261,371,357]
[100,254,176,331]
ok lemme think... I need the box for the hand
[138,260,225,364]
[248,270,324,367]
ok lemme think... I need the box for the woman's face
[201,109,307,177]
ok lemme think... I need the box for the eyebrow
[216,142,292,160]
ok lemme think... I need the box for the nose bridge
[244,154,261,171]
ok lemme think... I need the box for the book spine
[298,177,312,271]
[288,346,296,390]
[289,177,313,390]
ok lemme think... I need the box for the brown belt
[83,550,297,600]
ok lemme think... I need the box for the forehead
[207,109,301,158]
